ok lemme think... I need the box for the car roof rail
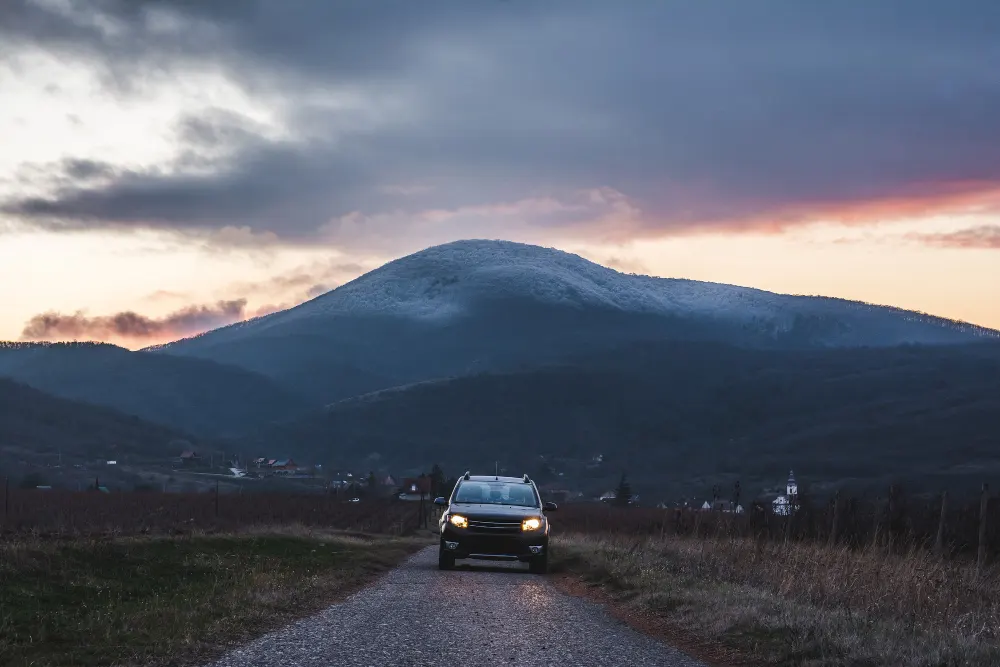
[463,471,471,480]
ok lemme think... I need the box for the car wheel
[438,547,455,570]
[528,552,548,574]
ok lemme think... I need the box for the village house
[599,490,639,505]
[537,483,572,504]
[397,477,432,501]
[327,470,356,489]
[270,459,298,474]
[700,499,745,513]
[176,450,200,467]
[245,457,305,476]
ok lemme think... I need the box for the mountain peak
[291,237,759,326]
[156,238,999,357]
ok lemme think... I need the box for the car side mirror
[433,497,447,506]
[543,501,558,511]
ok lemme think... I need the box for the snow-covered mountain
[151,240,998,401]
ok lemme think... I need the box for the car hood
[448,503,542,519]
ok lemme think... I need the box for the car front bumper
[440,526,548,561]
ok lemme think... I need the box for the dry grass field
[552,532,1000,666]
[0,527,429,667]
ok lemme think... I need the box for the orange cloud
[908,225,1000,249]
[572,180,1000,248]
[20,299,248,345]
[763,181,1000,229]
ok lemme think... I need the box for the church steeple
[787,470,798,497]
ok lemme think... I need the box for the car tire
[438,547,455,570]
[528,552,548,575]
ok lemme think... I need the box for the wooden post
[828,490,841,548]
[934,491,948,556]
[872,494,883,549]
[887,484,898,551]
[977,484,989,572]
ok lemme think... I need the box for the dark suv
[434,473,558,574]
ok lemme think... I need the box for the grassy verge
[0,527,429,667]
[552,534,1000,667]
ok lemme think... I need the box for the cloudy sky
[2,0,1000,347]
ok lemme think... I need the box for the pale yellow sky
[1,210,998,347]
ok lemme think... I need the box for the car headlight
[521,517,543,531]
[449,514,468,529]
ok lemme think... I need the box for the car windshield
[453,481,538,507]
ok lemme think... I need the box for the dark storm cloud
[61,159,116,181]
[7,133,373,236]
[3,0,1000,245]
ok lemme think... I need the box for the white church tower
[773,470,800,516]
[786,470,798,498]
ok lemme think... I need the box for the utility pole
[934,491,948,556]
[978,483,990,573]
[828,490,841,548]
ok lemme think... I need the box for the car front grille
[467,518,522,534]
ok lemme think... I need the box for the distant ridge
[0,340,312,436]
[0,376,190,462]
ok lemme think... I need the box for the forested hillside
[250,341,1000,497]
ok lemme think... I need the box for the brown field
[4,484,998,664]
[0,530,428,667]
[0,490,431,665]
[552,533,1000,666]
[546,489,999,666]
[0,489,423,537]
[549,489,999,559]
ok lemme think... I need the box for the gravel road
[207,546,705,667]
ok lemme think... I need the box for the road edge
[549,573,746,667]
